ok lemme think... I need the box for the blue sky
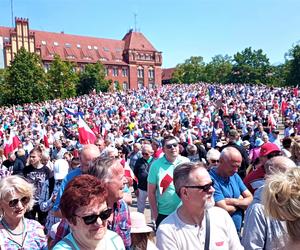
[1,0,300,68]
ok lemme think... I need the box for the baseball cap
[53,159,69,180]
[259,142,280,157]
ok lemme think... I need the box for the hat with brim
[130,212,153,233]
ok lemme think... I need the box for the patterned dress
[0,218,47,250]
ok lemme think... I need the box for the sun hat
[259,142,280,157]
[130,212,153,233]
[53,159,69,180]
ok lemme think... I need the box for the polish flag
[3,131,21,157]
[41,128,49,148]
[78,117,97,145]
[123,162,137,186]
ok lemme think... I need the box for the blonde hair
[263,167,300,242]
[0,175,35,211]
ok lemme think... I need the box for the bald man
[209,147,253,233]
[53,144,100,216]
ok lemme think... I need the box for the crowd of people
[0,82,300,249]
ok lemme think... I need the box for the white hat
[130,212,153,233]
[53,159,69,180]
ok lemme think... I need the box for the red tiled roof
[122,30,157,51]
[162,68,175,80]
[0,26,159,66]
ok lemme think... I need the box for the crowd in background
[0,83,300,249]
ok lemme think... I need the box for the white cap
[53,159,69,180]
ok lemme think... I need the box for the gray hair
[87,156,120,183]
[174,162,206,197]
[264,156,296,175]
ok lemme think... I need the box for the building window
[138,80,144,89]
[41,41,46,45]
[123,82,128,90]
[112,67,118,77]
[114,81,119,89]
[43,63,50,72]
[148,68,155,79]
[65,43,71,48]
[93,46,98,50]
[77,44,81,48]
[105,67,108,76]
[88,45,92,50]
[54,42,59,46]
[122,68,128,77]
[137,67,144,78]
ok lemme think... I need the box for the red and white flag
[41,128,49,148]
[78,117,97,145]
[3,131,21,157]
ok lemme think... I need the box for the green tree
[286,44,300,86]
[230,47,271,84]
[77,62,109,94]
[46,55,78,99]
[1,47,47,105]
[205,55,233,83]
[172,56,206,84]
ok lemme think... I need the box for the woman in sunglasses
[0,175,47,249]
[53,174,125,250]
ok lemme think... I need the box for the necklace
[1,217,25,236]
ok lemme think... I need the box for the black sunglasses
[210,159,219,163]
[77,208,113,225]
[184,181,214,192]
[165,143,178,149]
[9,196,30,208]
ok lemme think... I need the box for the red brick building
[0,18,162,90]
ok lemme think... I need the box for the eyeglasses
[8,196,30,208]
[165,143,178,149]
[184,181,214,193]
[210,159,219,163]
[77,208,113,225]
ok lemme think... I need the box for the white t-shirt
[156,206,243,250]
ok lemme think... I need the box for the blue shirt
[52,168,81,211]
[209,168,247,232]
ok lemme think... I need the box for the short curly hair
[60,174,107,225]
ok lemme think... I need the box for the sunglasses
[210,159,219,163]
[8,196,30,208]
[142,152,150,156]
[77,208,113,225]
[184,181,214,192]
[165,143,178,149]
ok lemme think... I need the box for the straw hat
[130,212,153,233]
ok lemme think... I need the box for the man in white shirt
[156,162,243,250]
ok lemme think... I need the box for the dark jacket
[133,157,154,191]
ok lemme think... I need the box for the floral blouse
[0,218,47,250]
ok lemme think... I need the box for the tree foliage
[1,47,47,105]
[230,47,271,84]
[46,55,78,99]
[172,56,206,83]
[286,44,300,86]
[205,55,233,83]
[77,62,109,94]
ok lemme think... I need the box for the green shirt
[147,155,189,215]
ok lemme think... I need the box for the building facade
[0,18,162,90]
